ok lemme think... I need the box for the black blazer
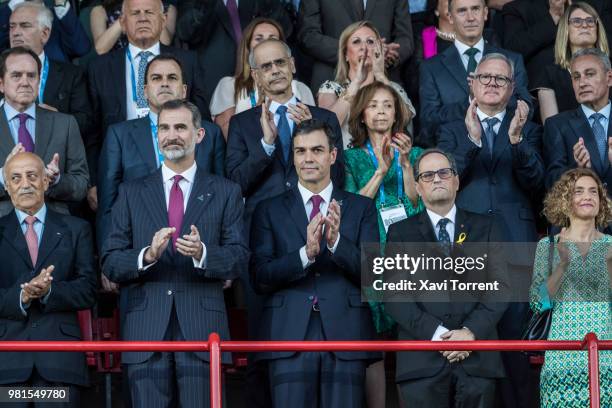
[225,104,345,234]
[385,209,508,382]
[96,117,226,248]
[0,210,97,386]
[250,186,379,361]
[87,44,210,181]
[543,107,612,191]
[438,111,544,245]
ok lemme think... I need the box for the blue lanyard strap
[149,115,164,166]
[249,91,257,108]
[126,48,139,103]
[38,56,49,104]
[365,141,404,206]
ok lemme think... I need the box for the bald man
[0,152,97,406]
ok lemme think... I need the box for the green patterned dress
[344,146,425,333]
[530,236,612,407]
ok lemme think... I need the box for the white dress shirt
[297,181,340,268]
[425,204,457,340]
[137,162,207,270]
[581,101,611,135]
[454,37,485,72]
[468,108,506,147]
[125,42,161,120]
[261,94,298,156]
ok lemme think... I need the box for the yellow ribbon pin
[456,233,467,244]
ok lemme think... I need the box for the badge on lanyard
[136,107,150,118]
[379,204,408,233]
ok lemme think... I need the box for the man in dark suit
[101,99,248,408]
[0,46,89,217]
[544,47,612,192]
[298,0,413,92]
[419,0,531,147]
[0,151,97,406]
[385,148,508,407]
[438,53,544,408]
[97,54,226,251]
[88,0,209,192]
[250,119,379,407]
[176,0,292,102]
[8,1,94,152]
[0,0,90,62]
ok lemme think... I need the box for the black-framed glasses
[568,17,598,28]
[416,168,456,182]
[474,73,512,87]
[254,58,290,73]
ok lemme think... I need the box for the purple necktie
[309,195,323,221]
[226,0,242,45]
[17,113,34,152]
[168,175,184,249]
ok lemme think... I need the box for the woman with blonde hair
[534,2,609,123]
[209,17,314,138]
[530,168,612,407]
[318,21,415,150]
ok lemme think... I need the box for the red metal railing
[2,333,611,408]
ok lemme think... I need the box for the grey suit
[0,106,89,216]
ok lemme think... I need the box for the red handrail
[2,335,610,408]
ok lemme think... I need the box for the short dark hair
[413,148,458,180]
[0,46,41,78]
[158,99,201,129]
[144,54,185,85]
[293,119,335,150]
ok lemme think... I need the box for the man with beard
[101,99,248,408]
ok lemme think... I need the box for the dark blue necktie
[276,105,291,161]
[438,218,451,256]
[483,117,499,156]
[591,113,607,163]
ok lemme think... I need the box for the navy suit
[419,42,532,147]
[96,116,226,248]
[101,168,248,407]
[250,186,379,407]
[0,210,97,389]
[544,107,612,192]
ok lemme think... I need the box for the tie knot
[276,105,288,115]
[25,215,37,226]
[172,175,183,185]
[311,194,323,210]
[438,218,450,229]
[591,113,605,123]
[17,113,29,125]
[464,47,479,57]
[138,50,153,60]
[483,117,499,129]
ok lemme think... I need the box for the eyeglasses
[568,17,598,28]
[416,168,456,182]
[253,58,290,73]
[473,74,512,87]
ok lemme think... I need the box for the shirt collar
[269,95,298,115]
[161,161,197,184]
[297,181,333,208]
[581,101,611,121]
[426,204,457,229]
[476,107,506,124]
[15,204,47,225]
[4,101,36,121]
[38,51,46,65]
[148,110,158,126]
[128,42,161,59]
[454,37,485,57]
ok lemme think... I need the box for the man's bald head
[4,152,48,214]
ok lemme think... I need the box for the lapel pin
[456,232,467,244]
[337,200,343,206]
[197,195,204,201]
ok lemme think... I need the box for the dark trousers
[399,364,496,408]
[126,304,214,408]
[268,312,367,408]
[3,368,81,408]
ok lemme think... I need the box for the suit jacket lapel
[339,0,362,21]
[0,107,14,160]
[43,61,62,105]
[364,0,377,19]
[284,189,308,242]
[215,0,237,41]
[3,212,33,270]
[418,211,438,242]
[182,168,214,236]
[441,45,469,95]
[238,0,255,28]
[111,49,128,120]
[131,117,158,171]
[573,108,605,173]
[36,211,64,271]
[141,170,168,232]
[34,107,52,160]
[453,209,473,243]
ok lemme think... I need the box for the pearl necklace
[436,28,455,42]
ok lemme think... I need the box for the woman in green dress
[530,168,612,407]
[344,81,423,408]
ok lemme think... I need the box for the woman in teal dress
[530,168,612,407]
[344,81,424,408]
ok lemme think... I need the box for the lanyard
[149,115,164,166]
[38,56,49,104]
[249,91,257,108]
[126,48,140,103]
[365,141,404,206]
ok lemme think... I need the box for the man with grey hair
[8,0,94,165]
[438,51,544,408]
[0,0,90,61]
[101,99,248,408]
[544,47,612,193]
